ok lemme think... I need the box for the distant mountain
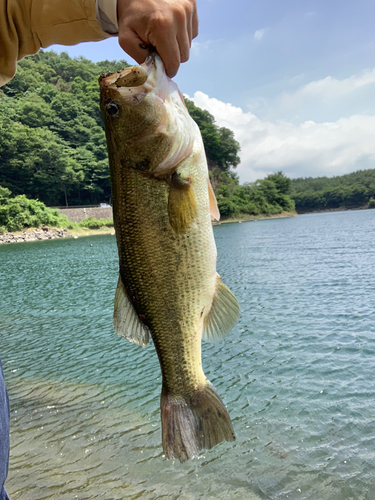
[291,169,375,212]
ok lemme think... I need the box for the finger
[118,27,150,65]
[192,5,199,39]
[186,9,193,47]
[177,27,190,63]
[155,34,181,78]
[147,18,182,78]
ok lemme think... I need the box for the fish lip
[99,54,175,104]
[99,65,148,88]
[99,54,195,173]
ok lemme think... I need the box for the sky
[49,0,375,182]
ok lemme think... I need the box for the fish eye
[106,102,120,116]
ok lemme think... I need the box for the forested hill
[0,51,129,207]
[0,50,295,226]
[0,50,241,205]
[291,170,375,212]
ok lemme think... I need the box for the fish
[99,54,240,462]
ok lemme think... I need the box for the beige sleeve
[0,0,110,87]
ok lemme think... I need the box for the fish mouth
[99,66,149,88]
[99,54,195,175]
[99,54,172,104]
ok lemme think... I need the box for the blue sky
[49,0,375,182]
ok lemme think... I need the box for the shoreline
[295,205,372,215]
[215,211,298,225]
[68,226,115,237]
[0,226,115,245]
[0,212,299,244]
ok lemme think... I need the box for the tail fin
[160,381,235,462]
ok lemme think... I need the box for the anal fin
[113,276,149,347]
[202,274,240,342]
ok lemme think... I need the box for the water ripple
[1,210,375,499]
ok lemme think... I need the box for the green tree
[184,97,240,171]
[291,169,375,212]
[0,121,83,205]
[0,187,69,232]
[266,171,292,195]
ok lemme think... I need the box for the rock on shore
[0,226,71,245]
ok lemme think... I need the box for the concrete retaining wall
[58,207,113,223]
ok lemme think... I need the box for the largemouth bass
[99,54,240,462]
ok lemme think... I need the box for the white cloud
[191,40,213,57]
[253,28,267,41]
[243,67,375,128]
[191,91,375,183]
[279,68,375,110]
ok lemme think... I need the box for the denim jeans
[0,357,10,500]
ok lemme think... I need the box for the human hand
[117,0,198,78]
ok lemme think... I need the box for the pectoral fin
[202,274,240,342]
[168,172,198,233]
[113,276,149,347]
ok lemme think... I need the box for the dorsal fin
[207,178,220,221]
[202,274,240,342]
[113,276,149,347]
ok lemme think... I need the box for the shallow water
[1,210,375,500]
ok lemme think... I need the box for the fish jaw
[99,54,194,178]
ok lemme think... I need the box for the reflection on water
[1,210,375,499]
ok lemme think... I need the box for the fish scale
[116,166,211,394]
[99,53,240,462]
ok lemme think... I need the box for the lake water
[1,210,375,500]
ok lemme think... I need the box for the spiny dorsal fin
[202,274,240,342]
[113,276,149,347]
[207,178,220,221]
[168,171,198,233]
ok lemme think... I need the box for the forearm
[0,0,109,86]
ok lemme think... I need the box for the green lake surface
[1,210,375,500]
